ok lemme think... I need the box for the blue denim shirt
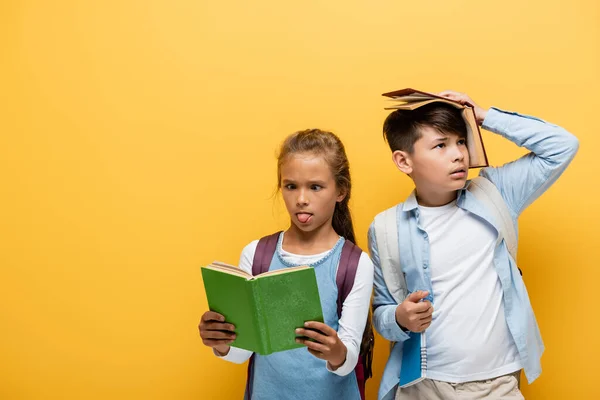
[368,107,579,400]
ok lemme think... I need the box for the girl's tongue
[297,213,312,223]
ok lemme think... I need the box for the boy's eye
[457,139,467,145]
[435,143,445,149]
[311,184,323,191]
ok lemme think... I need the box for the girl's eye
[284,184,296,190]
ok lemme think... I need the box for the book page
[204,262,253,279]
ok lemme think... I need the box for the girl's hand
[198,311,236,355]
[437,90,488,126]
[295,321,347,369]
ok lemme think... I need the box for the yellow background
[1,1,598,399]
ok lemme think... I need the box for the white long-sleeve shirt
[215,239,374,376]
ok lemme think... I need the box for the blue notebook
[399,331,427,388]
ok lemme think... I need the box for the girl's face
[280,152,345,235]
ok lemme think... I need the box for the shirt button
[423,263,428,269]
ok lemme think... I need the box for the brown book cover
[382,88,489,168]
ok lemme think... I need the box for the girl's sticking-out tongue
[297,213,312,223]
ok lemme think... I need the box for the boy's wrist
[476,107,489,126]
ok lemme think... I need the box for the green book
[201,262,324,355]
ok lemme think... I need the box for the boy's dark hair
[383,103,468,153]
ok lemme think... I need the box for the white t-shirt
[418,200,522,383]
[216,238,374,377]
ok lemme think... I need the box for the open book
[201,262,323,355]
[399,331,428,388]
[382,88,489,168]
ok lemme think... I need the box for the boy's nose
[453,147,465,162]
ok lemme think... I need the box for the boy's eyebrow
[431,134,466,143]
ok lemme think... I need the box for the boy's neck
[415,188,459,207]
[283,221,340,255]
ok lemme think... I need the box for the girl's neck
[282,221,340,256]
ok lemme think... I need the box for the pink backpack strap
[245,231,281,399]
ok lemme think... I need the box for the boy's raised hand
[198,311,236,355]
[395,290,434,333]
[295,321,347,370]
[438,90,488,126]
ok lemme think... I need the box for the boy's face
[393,126,470,202]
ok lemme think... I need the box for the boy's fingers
[414,300,433,313]
[406,290,429,303]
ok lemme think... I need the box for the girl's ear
[336,187,347,203]
[392,150,413,174]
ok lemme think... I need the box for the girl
[199,129,374,399]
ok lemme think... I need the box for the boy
[369,90,579,400]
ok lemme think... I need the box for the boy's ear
[392,150,413,174]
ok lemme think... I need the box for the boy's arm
[438,90,579,216]
[480,107,579,216]
[368,223,410,343]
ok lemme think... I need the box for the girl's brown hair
[277,129,355,243]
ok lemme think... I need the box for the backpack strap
[468,176,518,261]
[373,206,407,304]
[336,240,363,317]
[336,239,369,400]
[251,231,281,276]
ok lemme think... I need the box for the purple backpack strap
[336,240,363,318]
[251,231,281,276]
[336,240,366,400]
[245,231,281,399]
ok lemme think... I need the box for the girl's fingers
[296,337,329,353]
[202,338,235,347]
[295,328,327,344]
[203,321,235,332]
[303,321,337,336]
[202,329,236,340]
[307,348,325,359]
